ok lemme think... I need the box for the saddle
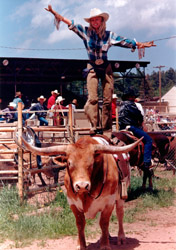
[112,130,144,168]
[93,134,130,200]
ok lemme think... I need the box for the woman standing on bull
[45,5,155,137]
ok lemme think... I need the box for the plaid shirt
[69,20,136,62]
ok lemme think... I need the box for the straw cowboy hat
[51,90,60,95]
[8,102,16,108]
[112,93,118,99]
[56,96,65,104]
[37,95,46,102]
[15,91,22,97]
[84,8,109,23]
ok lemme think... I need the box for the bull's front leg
[71,205,86,250]
[99,205,114,250]
[115,200,126,245]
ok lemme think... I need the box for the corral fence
[0,103,175,202]
[0,103,92,202]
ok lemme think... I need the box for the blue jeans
[129,126,152,165]
[38,117,48,126]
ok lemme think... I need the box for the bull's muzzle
[74,181,91,193]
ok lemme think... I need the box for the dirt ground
[0,170,176,250]
[1,190,176,250]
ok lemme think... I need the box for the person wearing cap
[52,96,67,126]
[1,102,18,123]
[47,90,60,109]
[45,5,155,137]
[27,95,48,126]
[118,88,153,173]
[13,91,25,109]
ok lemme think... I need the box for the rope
[0,35,175,51]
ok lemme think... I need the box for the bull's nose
[74,181,91,193]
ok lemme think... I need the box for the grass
[0,169,175,247]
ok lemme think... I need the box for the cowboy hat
[51,89,60,95]
[122,88,139,101]
[84,8,109,23]
[56,96,65,104]
[15,91,22,97]
[8,102,16,108]
[112,93,118,99]
[37,95,46,102]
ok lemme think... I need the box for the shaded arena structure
[0,57,150,108]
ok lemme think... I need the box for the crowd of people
[0,90,78,127]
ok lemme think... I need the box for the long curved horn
[21,137,68,156]
[94,137,143,154]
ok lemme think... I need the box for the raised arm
[45,5,72,26]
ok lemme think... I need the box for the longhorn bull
[20,135,142,250]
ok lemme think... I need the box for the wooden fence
[0,103,92,202]
[0,104,175,201]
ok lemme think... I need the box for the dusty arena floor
[0,184,176,250]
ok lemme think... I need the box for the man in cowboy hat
[47,89,60,109]
[45,5,156,137]
[13,91,24,109]
[118,88,153,173]
[27,95,48,126]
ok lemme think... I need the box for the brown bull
[21,135,142,250]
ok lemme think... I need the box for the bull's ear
[53,155,68,167]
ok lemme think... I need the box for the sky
[0,0,176,75]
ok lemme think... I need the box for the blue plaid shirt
[69,20,136,62]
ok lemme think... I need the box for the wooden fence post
[17,102,23,203]
[68,104,74,143]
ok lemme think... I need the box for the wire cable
[0,35,176,51]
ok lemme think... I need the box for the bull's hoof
[117,235,126,245]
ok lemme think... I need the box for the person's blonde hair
[88,17,106,39]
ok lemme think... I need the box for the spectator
[1,102,18,123]
[0,98,5,121]
[13,91,25,109]
[27,96,48,126]
[112,94,118,122]
[47,89,60,109]
[71,99,78,109]
[66,98,78,109]
[135,98,144,117]
[118,89,153,173]
[52,96,67,126]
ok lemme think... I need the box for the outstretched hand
[137,41,156,48]
[136,41,156,59]
[45,5,54,14]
